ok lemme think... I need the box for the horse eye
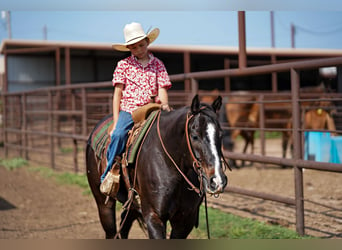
[191,134,199,141]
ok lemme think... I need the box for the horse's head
[187,95,228,195]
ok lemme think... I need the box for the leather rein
[156,108,206,196]
[156,107,211,239]
[128,107,226,239]
[156,108,231,196]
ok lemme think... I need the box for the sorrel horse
[86,95,228,239]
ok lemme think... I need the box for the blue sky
[1,1,342,49]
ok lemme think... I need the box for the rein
[121,108,221,239]
[156,110,203,195]
[185,112,203,173]
[156,108,212,239]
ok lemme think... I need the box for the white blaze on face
[206,123,222,187]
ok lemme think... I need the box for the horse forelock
[197,104,222,130]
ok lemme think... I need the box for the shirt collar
[130,52,155,67]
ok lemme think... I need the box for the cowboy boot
[100,156,121,199]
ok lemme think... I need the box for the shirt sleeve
[112,60,127,86]
[156,59,172,90]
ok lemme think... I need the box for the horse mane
[163,102,219,127]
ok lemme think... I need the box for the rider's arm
[158,87,170,111]
[111,83,123,135]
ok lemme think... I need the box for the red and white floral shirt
[112,53,172,114]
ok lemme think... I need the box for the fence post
[21,93,28,159]
[258,94,266,159]
[291,68,305,236]
[71,90,78,173]
[48,91,55,169]
[81,88,87,137]
[2,94,8,157]
[16,95,22,157]
[191,78,198,104]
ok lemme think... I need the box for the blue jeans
[101,111,134,182]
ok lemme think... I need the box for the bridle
[156,107,228,240]
[156,109,204,195]
[156,106,231,196]
[118,107,227,239]
[124,107,228,239]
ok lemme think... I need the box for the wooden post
[271,55,278,92]
[55,48,61,87]
[2,94,8,157]
[258,95,266,159]
[81,88,87,137]
[184,52,191,91]
[191,78,198,100]
[21,93,28,159]
[291,68,305,236]
[48,91,55,169]
[71,90,78,173]
[17,95,22,156]
[238,11,247,69]
[224,58,231,92]
[65,47,71,85]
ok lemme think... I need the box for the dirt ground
[0,165,148,239]
[1,138,342,239]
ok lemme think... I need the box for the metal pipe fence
[1,56,342,236]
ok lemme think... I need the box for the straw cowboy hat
[112,22,160,51]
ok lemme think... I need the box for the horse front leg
[119,208,143,239]
[169,217,195,239]
[281,131,291,168]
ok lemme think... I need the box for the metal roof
[2,39,342,57]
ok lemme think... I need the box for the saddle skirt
[89,109,160,167]
[89,114,112,160]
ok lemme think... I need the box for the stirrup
[100,171,120,198]
[100,158,121,199]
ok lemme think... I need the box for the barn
[1,39,342,94]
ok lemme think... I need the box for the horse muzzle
[204,174,228,195]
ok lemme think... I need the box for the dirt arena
[1,138,341,239]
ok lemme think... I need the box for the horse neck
[159,108,193,166]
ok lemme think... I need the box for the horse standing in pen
[86,95,229,239]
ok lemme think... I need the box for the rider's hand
[161,103,171,112]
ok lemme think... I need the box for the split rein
[126,107,228,239]
[156,109,204,196]
[156,107,231,196]
[155,107,223,240]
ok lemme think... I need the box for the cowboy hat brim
[112,28,160,52]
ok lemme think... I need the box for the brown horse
[202,85,335,166]
[226,95,336,161]
[201,91,291,165]
[86,95,228,239]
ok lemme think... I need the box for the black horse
[86,95,228,239]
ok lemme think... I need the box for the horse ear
[212,96,222,113]
[191,94,201,113]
